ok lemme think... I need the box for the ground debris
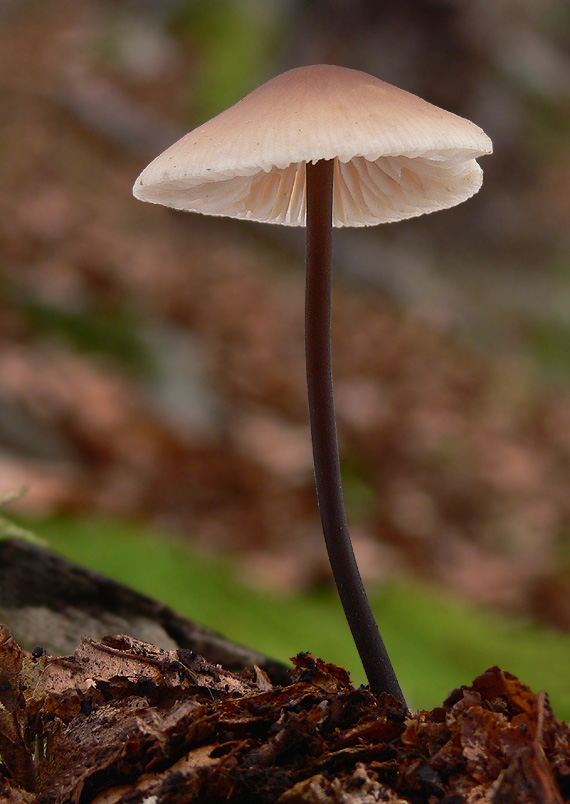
[0,630,568,804]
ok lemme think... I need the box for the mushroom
[133,64,492,706]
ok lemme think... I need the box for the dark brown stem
[305,158,406,705]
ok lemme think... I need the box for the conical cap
[134,64,492,227]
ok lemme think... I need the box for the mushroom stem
[305,159,406,705]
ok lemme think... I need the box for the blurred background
[1,0,570,711]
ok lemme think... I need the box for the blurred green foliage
[0,491,44,544]
[526,93,570,161]
[169,0,284,122]
[341,455,377,523]
[5,282,155,377]
[526,318,570,387]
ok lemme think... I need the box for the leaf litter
[1,625,569,804]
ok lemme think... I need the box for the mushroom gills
[138,154,483,227]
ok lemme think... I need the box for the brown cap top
[133,64,492,227]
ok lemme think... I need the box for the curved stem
[305,159,406,705]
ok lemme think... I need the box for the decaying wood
[0,625,568,804]
[0,538,290,684]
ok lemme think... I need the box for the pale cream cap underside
[133,65,492,227]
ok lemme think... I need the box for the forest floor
[1,627,570,804]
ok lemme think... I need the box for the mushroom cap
[133,64,492,227]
